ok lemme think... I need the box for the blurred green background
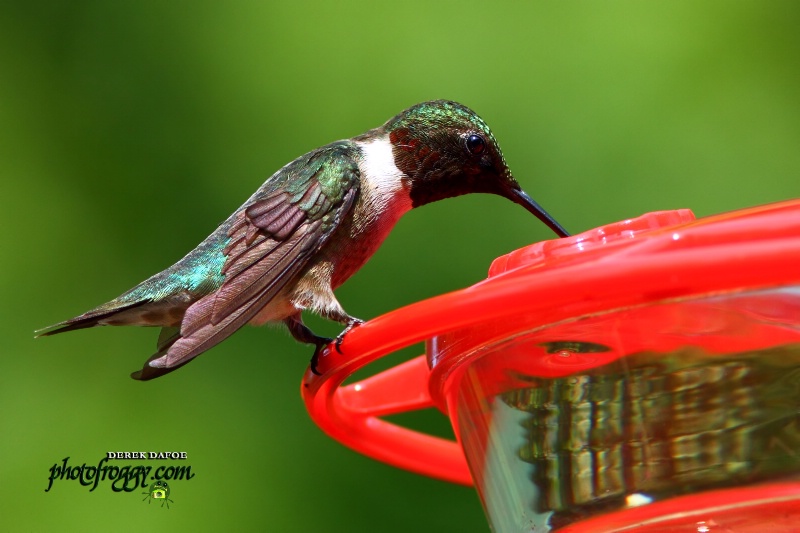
[2,1,799,531]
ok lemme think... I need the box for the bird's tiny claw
[309,337,334,376]
[334,319,364,354]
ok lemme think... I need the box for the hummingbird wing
[132,142,361,380]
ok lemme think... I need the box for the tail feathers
[130,327,191,381]
[35,301,147,337]
[129,292,255,381]
[129,277,282,380]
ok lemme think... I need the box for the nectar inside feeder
[302,199,800,532]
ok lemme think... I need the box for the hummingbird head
[382,100,569,237]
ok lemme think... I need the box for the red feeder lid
[301,199,800,485]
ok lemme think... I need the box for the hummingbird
[38,100,569,379]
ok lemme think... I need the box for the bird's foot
[334,318,364,354]
[309,336,334,376]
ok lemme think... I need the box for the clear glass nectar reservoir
[450,287,800,532]
[304,199,800,532]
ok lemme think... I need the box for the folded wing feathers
[155,222,321,369]
[208,223,318,325]
[145,147,360,372]
[263,207,306,240]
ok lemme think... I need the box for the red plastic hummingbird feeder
[303,199,800,532]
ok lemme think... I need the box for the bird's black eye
[466,134,486,155]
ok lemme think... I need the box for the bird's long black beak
[509,188,570,238]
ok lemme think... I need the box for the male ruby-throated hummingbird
[38,100,569,379]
